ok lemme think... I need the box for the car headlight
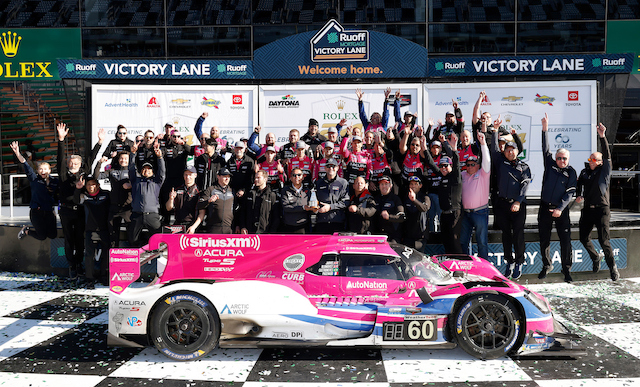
[524,289,550,314]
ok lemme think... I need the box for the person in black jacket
[195,138,225,190]
[538,114,578,282]
[239,170,280,234]
[576,123,619,281]
[314,159,350,234]
[402,176,431,250]
[160,130,194,225]
[302,118,327,159]
[347,176,377,234]
[166,166,201,233]
[74,175,110,284]
[128,145,165,247]
[280,168,312,234]
[132,130,159,172]
[192,168,236,234]
[374,176,405,242]
[227,141,255,198]
[94,149,132,248]
[101,124,134,161]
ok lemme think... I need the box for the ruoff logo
[311,19,369,62]
[0,30,21,57]
[568,91,578,101]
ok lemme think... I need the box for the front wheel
[453,294,522,360]
[150,292,220,361]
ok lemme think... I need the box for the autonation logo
[346,280,387,289]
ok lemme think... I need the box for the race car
[108,233,584,361]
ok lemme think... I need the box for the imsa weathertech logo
[311,19,369,62]
[0,30,21,57]
[179,235,261,250]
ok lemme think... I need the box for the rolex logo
[1,31,21,58]
[336,99,345,110]
[504,114,512,123]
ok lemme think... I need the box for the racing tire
[453,294,522,360]
[150,291,220,361]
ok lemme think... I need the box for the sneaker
[563,270,573,283]
[592,253,604,273]
[611,265,620,281]
[538,265,553,280]
[512,264,523,280]
[77,263,85,277]
[17,226,28,240]
[504,263,515,278]
[68,265,78,280]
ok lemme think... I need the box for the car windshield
[411,256,452,283]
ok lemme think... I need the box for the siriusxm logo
[179,235,261,250]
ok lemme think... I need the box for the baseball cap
[408,176,422,183]
[234,141,246,148]
[352,135,362,142]
[141,162,153,169]
[296,141,306,149]
[404,111,413,116]
[327,127,338,134]
[498,136,508,143]
[430,140,442,147]
[439,156,452,166]
[240,137,249,142]
[84,174,99,183]
[379,175,392,182]
[325,158,339,167]
[505,141,517,149]
[205,138,218,146]
[324,141,335,149]
[185,165,197,174]
[218,168,231,176]
[445,111,455,116]
[165,122,174,128]
[466,155,479,163]
[309,118,319,127]
[266,146,276,153]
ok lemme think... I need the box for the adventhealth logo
[311,19,369,62]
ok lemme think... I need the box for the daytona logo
[346,281,387,289]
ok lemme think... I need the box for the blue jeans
[460,207,489,259]
[427,193,441,233]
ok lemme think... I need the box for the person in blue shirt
[11,141,58,241]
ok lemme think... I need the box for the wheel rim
[163,306,209,349]
[462,301,515,352]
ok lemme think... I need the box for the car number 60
[407,320,435,340]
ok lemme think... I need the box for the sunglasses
[466,163,478,167]
[439,164,450,169]
[145,136,154,139]
[292,173,303,177]
[588,157,601,162]
[171,135,181,138]
[556,157,567,161]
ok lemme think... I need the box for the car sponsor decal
[165,294,208,308]
[345,280,387,290]
[161,349,205,360]
[283,254,305,271]
[127,316,143,327]
[456,300,473,334]
[221,303,249,314]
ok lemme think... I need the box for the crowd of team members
[10,88,618,285]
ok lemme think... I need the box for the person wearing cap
[441,98,464,138]
[195,138,225,190]
[56,122,89,278]
[302,118,328,159]
[239,170,280,234]
[156,121,175,149]
[398,123,428,196]
[248,125,280,159]
[288,141,314,189]
[314,158,350,234]
[576,122,619,281]
[374,175,406,243]
[159,129,195,225]
[402,175,431,250]
[538,114,577,282]
[132,129,160,172]
[424,138,447,233]
[393,89,417,133]
[424,133,463,254]
[127,143,165,247]
[100,124,134,161]
[472,90,509,147]
[340,126,373,186]
[278,129,302,165]
[326,126,340,145]
[256,145,285,191]
[192,168,236,234]
[226,140,255,198]
[313,141,342,182]
[490,123,532,279]
[347,176,377,234]
[369,135,397,195]
[458,130,480,171]
[93,131,133,249]
[166,166,201,233]
[193,112,230,155]
[73,174,110,284]
[281,167,312,233]
[460,132,491,260]
[355,87,391,133]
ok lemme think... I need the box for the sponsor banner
[109,248,140,294]
[259,84,422,146]
[0,28,81,80]
[428,54,634,77]
[254,19,427,79]
[425,81,596,196]
[424,239,627,274]
[605,21,640,74]
[58,59,253,79]
[91,84,257,181]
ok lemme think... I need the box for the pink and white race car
[108,233,584,361]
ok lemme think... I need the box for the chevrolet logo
[502,96,523,102]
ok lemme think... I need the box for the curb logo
[1,31,21,57]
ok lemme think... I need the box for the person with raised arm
[355,87,391,133]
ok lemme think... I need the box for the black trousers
[84,230,110,280]
[128,212,162,247]
[538,203,572,271]
[283,223,308,234]
[494,199,526,265]
[440,209,463,254]
[59,207,85,266]
[109,208,131,248]
[29,208,57,241]
[579,205,615,268]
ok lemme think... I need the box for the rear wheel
[150,292,220,361]
[453,294,522,360]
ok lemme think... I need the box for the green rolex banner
[0,28,81,80]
